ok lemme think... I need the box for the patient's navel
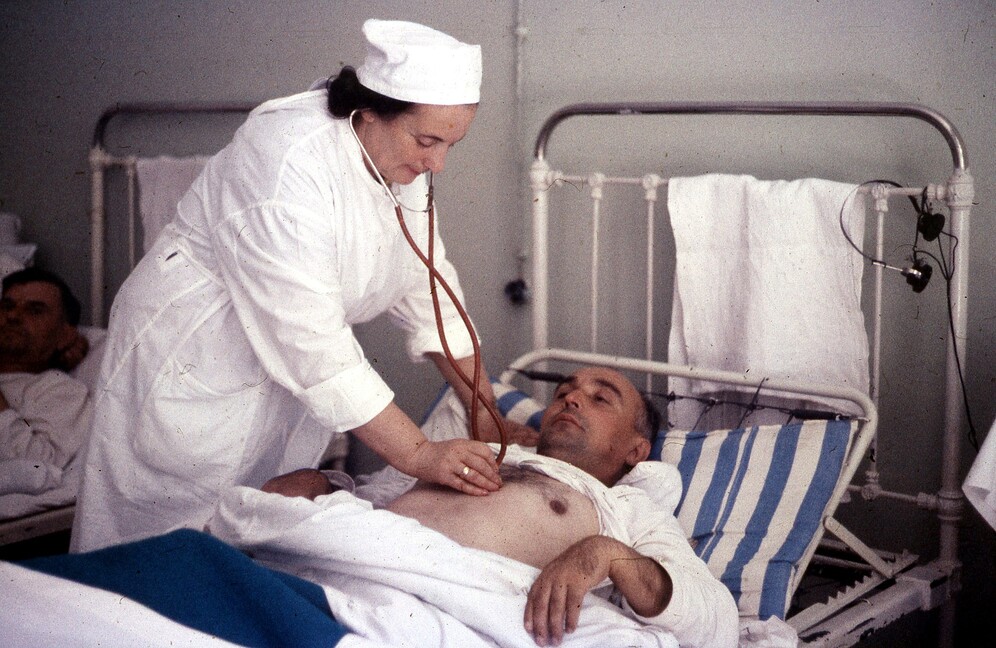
[549,499,567,515]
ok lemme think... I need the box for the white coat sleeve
[210,199,394,433]
[614,489,740,648]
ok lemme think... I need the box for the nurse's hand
[410,439,502,496]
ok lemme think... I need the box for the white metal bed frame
[508,101,973,647]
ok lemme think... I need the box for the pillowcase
[490,380,545,430]
[658,420,854,619]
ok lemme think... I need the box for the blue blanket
[20,528,349,647]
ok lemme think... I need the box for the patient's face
[0,281,74,367]
[538,367,648,485]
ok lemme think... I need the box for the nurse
[72,19,531,552]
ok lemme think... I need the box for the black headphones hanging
[902,188,947,292]
[841,180,979,452]
[839,180,943,293]
[916,192,946,242]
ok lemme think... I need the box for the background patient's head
[538,367,657,486]
[0,267,81,373]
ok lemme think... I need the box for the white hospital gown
[72,89,475,552]
[0,370,90,518]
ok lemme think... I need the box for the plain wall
[1,1,992,645]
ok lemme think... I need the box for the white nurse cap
[356,19,482,105]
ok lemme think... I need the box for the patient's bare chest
[386,465,599,568]
[497,464,588,516]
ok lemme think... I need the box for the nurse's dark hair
[326,66,413,119]
[2,267,82,327]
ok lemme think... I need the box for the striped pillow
[491,381,546,430]
[421,380,546,431]
[655,420,854,619]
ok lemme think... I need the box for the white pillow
[0,252,23,278]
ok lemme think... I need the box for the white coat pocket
[131,300,270,482]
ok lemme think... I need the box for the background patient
[264,367,739,648]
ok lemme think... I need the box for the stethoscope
[348,110,508,463]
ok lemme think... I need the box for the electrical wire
[515,368,849,425]
[919,197,980,451]
[839,180,979,451]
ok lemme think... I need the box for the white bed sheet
[209,486,682,648]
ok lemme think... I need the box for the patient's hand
[53,329,89,372]
[502,419,539,447]
[525,536,610,646]
[473,414,539,447]
[261,468,334,500]
[524,536,671,646]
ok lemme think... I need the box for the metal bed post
[529,159,552,353]
[937,165,974,648]
[88,147,108,326]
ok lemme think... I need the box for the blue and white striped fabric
[656,420,854,619]
[420,379,546,431]
[491,380,546,430]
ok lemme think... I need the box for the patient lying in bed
[0,268,91,519]
[263,367,739,648]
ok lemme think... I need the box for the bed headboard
[516,101,974,639]
[524,100,971,440]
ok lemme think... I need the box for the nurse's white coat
[71,90,475,552]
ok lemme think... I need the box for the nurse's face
[354,103,478,186]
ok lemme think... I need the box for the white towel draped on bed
[135,155,209,253]
[667,174,869,416]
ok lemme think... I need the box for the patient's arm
[524,535,671,647]
[52,328,89,372]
